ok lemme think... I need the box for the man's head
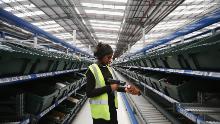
[94,42,113,65]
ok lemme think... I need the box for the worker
[86,42,140,124]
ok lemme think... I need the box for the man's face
[100,54,113,65]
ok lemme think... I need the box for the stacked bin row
[39,92,87,124]
[120,32,220,72]
[0,42,91,78]
[23,74,86,115]
[115,67,198,102]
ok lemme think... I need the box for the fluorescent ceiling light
[92,27,119,31]
[96,34,118,38]
[97,35,117,39]
[96,32,118,35]
[81,3,125,10]
[102,0,128,3]
[90,20,121,25]
[159,20,188,25]
[91,23,120,28]
[176,4,214,11]
[0,0,26,4]
[44,27,64,31]
[57,37,73,39]
[85,10,123,16]
[32,21,56,26]
[169,9,205,16]
[56,35,72,38]
[95,33,118,36]
[39,24,61,29]
[15,11,44,17]
[184,0,208,4]
[54,33,71,36]
[99,40,117,43]
[4,4,35,11]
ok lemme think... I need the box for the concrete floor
[71,93,131,124]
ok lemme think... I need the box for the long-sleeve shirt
[86,64,125,111]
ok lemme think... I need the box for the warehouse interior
[0,0,220,123]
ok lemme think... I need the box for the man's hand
[111,84,119,91]
[125,85,141,95]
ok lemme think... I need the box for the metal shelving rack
[120,66,220,80]
[19,80,86,124]
[0,68,87,86]
[0,8,91,124]
[112,9,220,124]
[115,67,220,124]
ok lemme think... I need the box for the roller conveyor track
[126,94,171,124]
[112,69,171,124]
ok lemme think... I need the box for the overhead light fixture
[85,10,123,16]
[15,11,45,17]
[44,27,64,31]
[39,24,61,29]
[32,21,56,26]
[0,0,26,4]
[169,9,205,16]
[99,40,117,43]
[96,34,118,37]
[96,33,118,36]
[55,35,72,38]
[90,20,121,25]
[92,27,120,31]
[96,35,117,39]
[54,33,72,36]
[102,0,128,3]
[81,3,125,10]
[4,4,35,11]
[91,23,120,28]
[184,0,208,4]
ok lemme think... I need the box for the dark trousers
[93,108,118,124]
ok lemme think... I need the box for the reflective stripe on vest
[89,99,108,105]
[88,64,118,120]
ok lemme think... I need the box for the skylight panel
[184,0,208,4]
[90,20,121,25]
[91,23,120,28]
[54,33,72,37]
[102,0,128,3]
[92,27,120,31]
[81,3,125,10]
[96,34,118,38]
[85,10,123,16]
[44,27,64,32]
[99,40,116,43]
[104,5,126,10]
[96,35,117,39]
[1,0,26,4]
[15,11,44,17]
[32,21,56,26]
[39,24,61,29]
[57,36,73,39]
[169,9,205,16]
[96,33,118,37]
[4,4,35,12]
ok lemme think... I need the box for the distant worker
[86,42,140,124]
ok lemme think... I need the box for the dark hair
[94,42,113,59]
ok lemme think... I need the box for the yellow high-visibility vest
[88,64,118,120]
